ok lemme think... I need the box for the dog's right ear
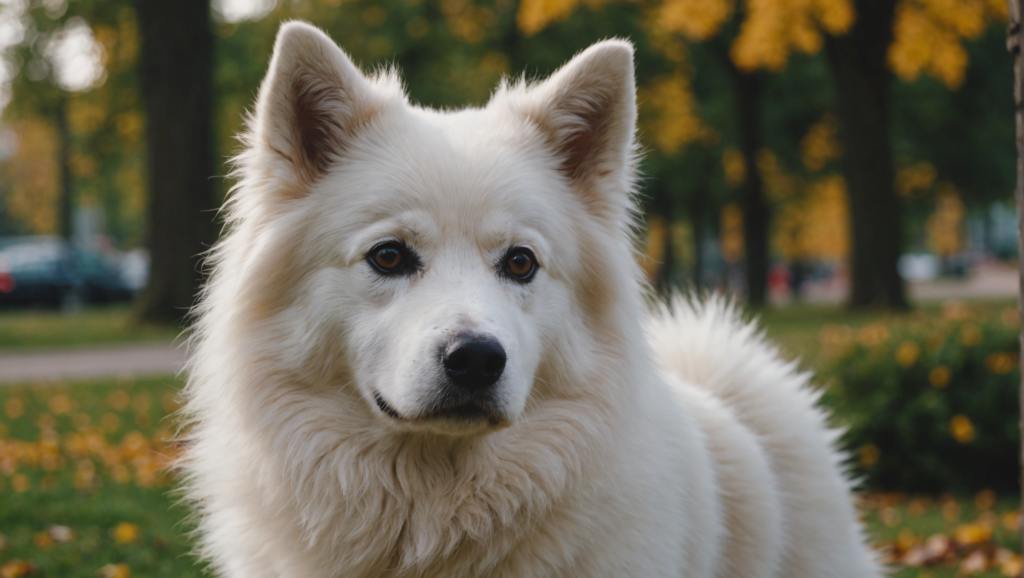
[252,22,385,187]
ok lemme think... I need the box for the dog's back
[647,296,881,577]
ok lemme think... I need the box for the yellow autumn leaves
[517,0,611,36]
[522,0,855,71]
[0,379,183,578]
[5,120,61,235]
[640,73,714,155]
[520,0,1007,81]
[889,0,1008,88]
[0,523,139,578]
[718,117,849,263]
[728,0,854,71]
[656,0,733,41]
[0,386,179,492]
[868,491,1022,574]
[517,0,1006,171]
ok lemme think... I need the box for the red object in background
[0,272,15,293]
[768,265,791,293]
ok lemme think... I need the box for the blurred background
[0,0,1022,577]
[0,0,1016,316]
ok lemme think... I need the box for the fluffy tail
[646,294,881,578]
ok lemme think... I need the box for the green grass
[755,298,1018,367]
[757,303,884,364]
[0,305,182,351]
[0,375,1018,577]
[0,376,200,577]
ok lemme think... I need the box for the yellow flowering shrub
[820,302,1021,492]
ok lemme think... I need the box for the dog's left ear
[514,40,637,213]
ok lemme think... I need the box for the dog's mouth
[373,391,504,427]
[429,404,502,425]
[374,392,403,420]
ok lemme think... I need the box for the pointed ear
[253,22,387,185]
[515,40,637,192]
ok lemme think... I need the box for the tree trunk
[1006,0,1024,565]
[690,188,705,289]
[55,94,72,241]
[825,0,908,309]
[731,70,769,307]
[134,0,216,324]
[656,186,674,293]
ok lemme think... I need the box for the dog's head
[233,22,638,436]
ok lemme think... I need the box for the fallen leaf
[999,552,1022,577]
[901,546,929,567]
[0,560,36,578]
[1002,510,1020,532]
[96,564,130,578]
[974,489,997,510]
[31,532,52,549]
[924,533,952,558]
[48,525,74,542]
[960,550,988,574]
[112,522,139,544]
[896,529,918,551]
[954,523,991,546]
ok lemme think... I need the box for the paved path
[0,342,186,383]
[789,262,1018,304]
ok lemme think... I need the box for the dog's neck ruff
[224,370,628,575]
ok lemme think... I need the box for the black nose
[443,332,506,389]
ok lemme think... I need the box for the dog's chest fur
[211,389,683,578]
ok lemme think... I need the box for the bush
[819,302,1021,493]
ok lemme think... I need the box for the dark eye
[367,242,415,275]
[502,247,537,283]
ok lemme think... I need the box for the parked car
[0,236,135,307]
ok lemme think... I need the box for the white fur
[181,21,881,578]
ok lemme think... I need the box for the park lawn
[758,303,884,365]
[862,493,1022,577]
[756,298,1018,367]
[0,376,1020,577]
[0,376,199,577]
[0,305,183,351]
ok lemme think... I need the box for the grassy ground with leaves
[0,375,1020,577]
[0,306,182,351]
[864,492,1021,576]
[758,299,1017,366]
[0,376,197,578]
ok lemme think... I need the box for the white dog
[181,21,881,578]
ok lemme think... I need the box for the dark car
[0,236,134,307]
